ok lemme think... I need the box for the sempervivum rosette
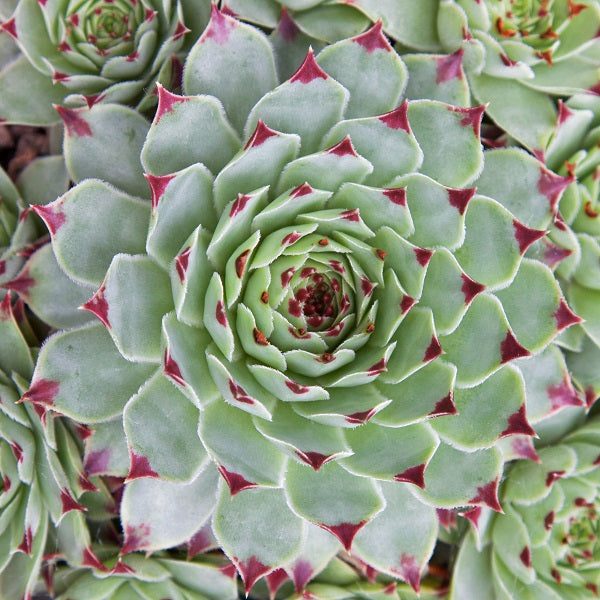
[22,10,581,594]
[0,293,114,599]
[451,416,600,599]
[0,0,211,124]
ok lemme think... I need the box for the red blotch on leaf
[60,489,86,514]
[352,20,391,53]
[285,380,309,394]
[266,568,289,598]
[277,7,299,42]
[84,449,111,475]
[327,136,358,157]
[230,193,251,217]
[396,554,421,594]
[4,269,35,299]
[544,511,555,530]
[500,404,536,437]
[295,450,332,471]
[281,267,296,287]
[228,379,254,405]
[461,273,485,304]
[345,408,378,425]
[32,203,67,235]
[468,478,503,512]
[0,17,17,38]
[520,546,532,568]
[291,182,313,198]
[145,173,175,210]
[383,187,407,206]
[82,284,110,328]
[500,331,531,363]
[436,48,464,83]
[20,378,59,407]
[424,336,442,362]
[319,520,367,551]
[175,246,191,282]
[447,187,476,215]
[82,547,108,571]
[552,299,582,331]
[449,105,486,138]
[545,470,565,486]
[234,555,271,595]
[547,377,584,411]
[413,247,433,266]
[379,101,410,133]
[53,70,70,83]
[126,452,159,482]
[121,523,150,554]
[218,465,257,495]
[292,560,313,593]
[394,463,426,489]
[17,527,33,555]
[245,119,278,150]
[155,85,188,124]
[290,48,328,84]
[204,4,235,44]
[557,100,574,125]
[235,248,251,278]
[282,231,301,245]
[537,168,574,212]
[55,105,92,137]
[164,349,185,387]
[429,393,457,417]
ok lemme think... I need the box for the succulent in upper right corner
[451,416,600,600]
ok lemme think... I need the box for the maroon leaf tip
[175,246,191,282]
[111,559,135,574]
[545,470,565,486]
[394,463,426,488]
[121,524,150,555]
[277,7,300,42]
[245,119,278,150]
[32,203,66,235]
[17,527,33,555]
[413,246,433,266]
[78,472,99,492]
[204,3,236,44]
[172,21,189,41]
[436,48,464,84]
[81,284,110,328]
[400,294,416,314]
[461,506,482,528]
[126,452,159,482]
[82,547,108,571]
[54,105,92,137]
[291,182,313,198]
[537,167,574,212]
[20,378,59,407]
[0,17,18,39]
[519,546,532,568]
[84,449,111,475]
[345,408,378,424]
[547,377,584,411]
[500,404,536,437]
[290,48,328,84]
[319,520,367,551]
[291,560,313,593]
[144,173,175,210]
[447,186,476,215]
[218,465,257,495]
[327,136,358,156]
[397,554,421,594]
[461,273,485,304]
[557,99,574,125]
[543,239,572,268]
[83,93,106,108]
[379,101,410,133]
[3,270,35,299]
[352,20,391,53]
[266,568,289,597]
[544,511,555,530]
[383,187,407,206]
[60,489,86,514]
[500,331,531,363]
[512,219,547,253]
[429,393,457,417]
[552,299,582,331]
[423,336,442,362]
[0,294,11,320]
[511,437,541,462]
[295,450,332,471]
[230,193,251,217]
[164,349,185,387]
[155,84,189,124]
[187,526,213,558]
[437,508,457,531]
[449,105,486,138]
[234,555,271,595]
[469,478,503,512]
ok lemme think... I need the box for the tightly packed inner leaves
[5,8,585,595]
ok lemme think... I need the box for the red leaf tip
[155,84,189,124]
[54,105,92,137]
[352,20,392,54]
[319,520,367,551]
[436,48,464,84]
[290,48,328,84]
[126,452,159,482]
[81,284,110,328]
[379,100,410,133]
[144,173,176,210]
[245,119,279,150]
[218,465,257,495]
[394,463,426,489]
[327,135,358,157]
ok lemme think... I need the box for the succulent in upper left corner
[0,0,211,125]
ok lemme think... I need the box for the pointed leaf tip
[164,348,185,386]
[0,17,17,39]
[319,520,367,551]
[111,559,135,574]
[172,21,189,41]
[60,489,86,514]
[394,463,426,488]
[449,105,486,138]
[234,556,271,595]
[423,336,442,362]
[294,450,333,471]
[557,100,574,125]
[512,219,546,253]
[54,105,92,137]
[245,119,279,150]
[126,452,159,482]
[537,167,574,212]
[266,568,289,598]
[379,101,410,133]
[145,173,176,210]
[461,506,482,528]
[155,85,190,124]
[383,187,407,206]
[468,478,503,512]
[82,547,108,571]
[552,299,582,331]
[447,187,476,215]
[352,20,391,53]
[290,48,328,84]
[121,524,151,555]
[81,285,110,328]
[429,393,457,416]
[500,330,531,363]
[204,3,236,44]
[436,49,464,84]
[3,270,35,298]
[32,203,66,235]
[500,404,536,437]
[20,379,59,407]
[327,136,358,157]
[218,465,257,495]
[397,554,421,594]
[461,273,485,304]
[0,294,11,319]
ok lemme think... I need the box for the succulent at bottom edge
[451,415,600,600]
[18,10,582,595]
[0,293,114,600]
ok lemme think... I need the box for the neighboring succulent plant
[19,9,582,594]
[0,0,211,124]
[451,416,600,599]
[0,293,115,600]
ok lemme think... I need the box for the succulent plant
[451,415,600,599]
[0,0,211,124]
[0,293,115,600]
[18,9,582,594]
